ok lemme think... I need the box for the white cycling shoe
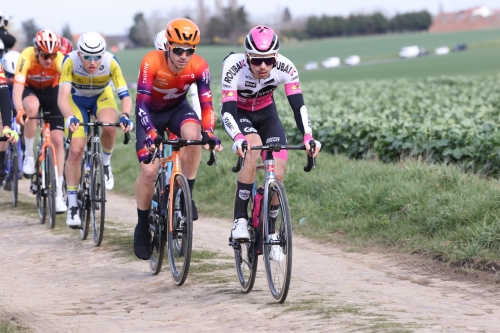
[23,156,36,176]
[104,165,114,190]
[269,234,285,261]
[231,218,250,240]
[55,196,67,213]
[66,206,81,227]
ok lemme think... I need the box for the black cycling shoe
[134,220,151,260]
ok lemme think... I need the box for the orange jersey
[0,64,7,86]
[136,50,215,133]
[14,47,63,89]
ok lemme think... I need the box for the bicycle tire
[10,143,19,207]
[263,181,292,304]
[79,157,90,240]
[45,146,56,229]
[34,154,46,224]
[167,174,193,286]
[91,153,105,246]
[149,170,167,275]
[233,189,258,293]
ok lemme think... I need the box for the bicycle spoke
[91,154,105,246]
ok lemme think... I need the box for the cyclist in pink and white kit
[221,25,321,240]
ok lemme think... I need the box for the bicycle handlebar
[66,121,131,145]
[142,133,217,166]
[232,140,316,173]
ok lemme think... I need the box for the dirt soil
[1,179,500,333]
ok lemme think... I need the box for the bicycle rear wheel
[45,146,56,229]
[167,174,193,286]
[78,157,91,240]
[34,154,46,224]
[263,181,292,304]
[90,153,105,246]
[149,172,167,275]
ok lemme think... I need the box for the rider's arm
[194,60,215,133]
[135,52,158,134]
[110,56,132,117]
[12,48,31,117]
[57,84,73,118]
[220,54,243,141]
[11,83,24,116]
[0,85,11,129]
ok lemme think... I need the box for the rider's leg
[21,94,40,175]
[65,137,85,225]
[97,107,118,190]
[50,128,66,210]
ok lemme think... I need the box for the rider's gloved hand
[303,134,321,158]
[120,113,134,132]
[15,109,27,125]
[2,127,19,143]
[65,116,80,132]
[232,133,247,157]
[143,130,158,151]
[205,131,223,152]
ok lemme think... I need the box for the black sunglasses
[248,55,276,66]
[169,45,196,56]
[40,52,57,60]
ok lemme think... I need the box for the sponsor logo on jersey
[202,68,210,84]
[201,91,212,99]
[15,74,26,83]
[223,83,231,89]
[291,75,299,81]
[28,74,54,82]
[244,127,257,133]
[223,60,245,84]
[223,116,235,131]
[142,62,149,84]
[239,118,251,124]
[266,137,280,143]
[264,78,275,85]
[276,61,296,76]
[99,65,104,70]
[18,59,25,72]
[245,74,256,81]
[245,81,256,88]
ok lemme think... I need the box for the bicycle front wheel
[149,172,167,275]
[45,146,56,229]
[263,181,292,304]
[34,155,46,224]
[167,174,193,286]
[90,153,105,246]
[9,143,19,207]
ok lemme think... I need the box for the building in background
[429,6,500,32]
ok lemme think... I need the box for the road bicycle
[1,110,23,207]
[229,141,316,303]
[28,112,64,229]
[145,132,216,286]
[66,119,130,246]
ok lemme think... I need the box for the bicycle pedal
[69,225,81,230]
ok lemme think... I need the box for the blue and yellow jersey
[59,51,129,99]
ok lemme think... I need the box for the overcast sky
[2,0,499,35]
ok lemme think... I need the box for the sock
[0,151,5,170]
[187,178,195,198]
[57,176,64,197]
[24,137,35,157]
[269,204,279,233]
[102,148,112,166]
[134,208,151,260]
[67,185,78,208]
[235,181,253,219]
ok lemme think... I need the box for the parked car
[304,61,319,71]
[321,57,340,68]
[344,55,360,66]
[452,43,467,52]
[398,46,420,58]
[435,46,450,55]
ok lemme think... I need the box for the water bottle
[252,186,265,228]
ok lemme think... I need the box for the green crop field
[114,28,500,84]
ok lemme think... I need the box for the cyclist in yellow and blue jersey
[58,31,133,227]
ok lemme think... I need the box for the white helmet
[0,38,4,51]
[154,30,168,51]
[2,50,20,74]
[78,31,106,56]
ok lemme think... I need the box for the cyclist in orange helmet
[59,37,73,56]
[13,29,67,213]
[133,18,222,260]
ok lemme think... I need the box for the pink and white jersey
[221,53,302,111]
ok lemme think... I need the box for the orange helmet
[34,30,61,54]
[59,37,73,56]
[165,18,200,46]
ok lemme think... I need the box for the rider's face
[36,49,57,68]
[168,42,195,70]
[247,53,276,79]
[79,52,104,74]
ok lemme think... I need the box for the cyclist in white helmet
[221,25,321,241]
[58,31,133,227]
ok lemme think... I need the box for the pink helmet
[244,26,280,56]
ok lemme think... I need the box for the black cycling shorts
[22,86,64,131]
